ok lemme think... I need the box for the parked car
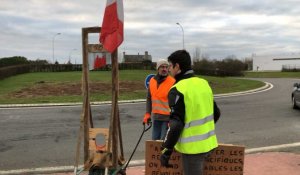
[292,83,300,109]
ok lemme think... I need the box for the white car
[292,83,300,109]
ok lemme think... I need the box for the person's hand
[143,113,151,125]
[160,147,173,168]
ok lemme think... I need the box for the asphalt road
[0,78,299,170]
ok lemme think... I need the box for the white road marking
[214,82,273,98]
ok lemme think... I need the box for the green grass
[0,70,265,104]
[201,76,265,94]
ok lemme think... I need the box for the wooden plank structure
[74,26,124,174]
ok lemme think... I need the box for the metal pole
[52,33,61,63]
[176,22,185,49]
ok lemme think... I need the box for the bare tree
[193,46,201,62]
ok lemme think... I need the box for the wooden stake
[117,105,124,161]
[82,28,90,163]
[110,50,119,167]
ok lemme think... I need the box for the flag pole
[110,49,119,167]
[100,0,124,170]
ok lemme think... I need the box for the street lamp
[176,22,185,49]
[52,33,61,64]
[68,48,77,64]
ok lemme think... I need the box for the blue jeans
[152,120,168,140]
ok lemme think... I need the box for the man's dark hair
[167,50,192,72]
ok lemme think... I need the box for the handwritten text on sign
[145,140,245,175]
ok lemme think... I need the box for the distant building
[123,51,152,63]
[252,54,300,71]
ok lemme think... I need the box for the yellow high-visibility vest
[173,77,218,154]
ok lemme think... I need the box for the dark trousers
[181,152,210,175]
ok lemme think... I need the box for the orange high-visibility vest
[149,76,175,115]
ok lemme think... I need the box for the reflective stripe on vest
[152,99,169,107]
[151,100,170,113]
[173,77,218,154]
[178,130,215,143]
[149,76,175,115]
[184,114,214,129]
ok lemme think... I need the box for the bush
[0,56,29,68]
[216,58,245,76]
[193,59,218,76]
[193,58,245,76]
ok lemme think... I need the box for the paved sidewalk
[41,152,300,175]
[244,152,300,175]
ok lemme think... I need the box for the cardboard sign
[145,140,245,175]
[88,44,107,53]
[145,140,183,175]
[203,144,245,175]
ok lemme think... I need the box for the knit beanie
[156,59,169,69]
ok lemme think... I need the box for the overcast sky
[1,0,300,64]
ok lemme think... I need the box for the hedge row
[0,58,248,80]
[0,65,31,80]
[193,58,246,76]
[0,62,156,80]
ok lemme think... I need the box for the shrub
[0,56,29,68]
[193,57,245,76]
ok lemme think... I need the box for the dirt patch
[9,81,145,98]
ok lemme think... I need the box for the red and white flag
[93,54,107,69]
[88,53,111,70]
[100,0,124,53]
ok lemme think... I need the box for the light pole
[52,33,61,64]
[176,22,185,49]
[68,48,77,64]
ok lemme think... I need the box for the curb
[0,99,146,108]
[0,82,272,108]
[0,160,145,175]
[1,141,299,175]
[214,82,273,98]
[245,142,300,154]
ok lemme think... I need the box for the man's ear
[174,63,181,74]
[175,63,180,70]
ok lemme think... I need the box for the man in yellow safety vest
[160,50,220,175]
